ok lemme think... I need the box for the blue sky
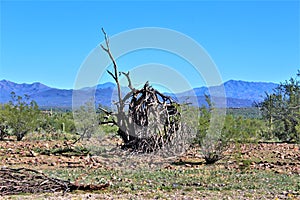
[0,0,299,90]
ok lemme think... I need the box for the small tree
[196,95,213,145]
[257,70,300,143]
[196,95,229,164]
[4,92,40,141]
[257,93,278,140]
[73,101,99,141]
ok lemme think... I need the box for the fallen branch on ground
[0,167,109,195]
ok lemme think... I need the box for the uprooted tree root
[99,28,185,154]
[119,82,182,152]
[0,167,109,195]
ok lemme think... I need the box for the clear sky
[0,0,299,90]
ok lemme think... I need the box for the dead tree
[99,29,183,153]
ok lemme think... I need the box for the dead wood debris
[99,29,182,153]
[0,167,109,196]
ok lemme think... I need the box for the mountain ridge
[0,79,278,108]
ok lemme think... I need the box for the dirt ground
[0,138,299,199]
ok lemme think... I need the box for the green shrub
[0,105,9,140]
[196,96,228,164]
[2,92,40,141]
[257,70,300,143]
[39,111,75,135]
[196,96,265,163]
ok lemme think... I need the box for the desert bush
[73,101,100,140]
[222,115,263,143]
[2,92,40,141]
[196,95,265,163]
[100,124,118,135]
[38,110,76,139]
[0,104,9,140]
[196,96,229,164]
[257,70,300,143]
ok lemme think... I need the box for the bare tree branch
[121,71,134,91]
[98,106,114,115]
[106,70,116,81]
[100,28,123,111]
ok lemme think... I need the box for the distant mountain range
[0,79,278,109]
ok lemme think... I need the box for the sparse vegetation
[0,138,299,199]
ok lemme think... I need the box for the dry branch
[100,28,123,112]
[121,71,135,91]
[0,167,109,195]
